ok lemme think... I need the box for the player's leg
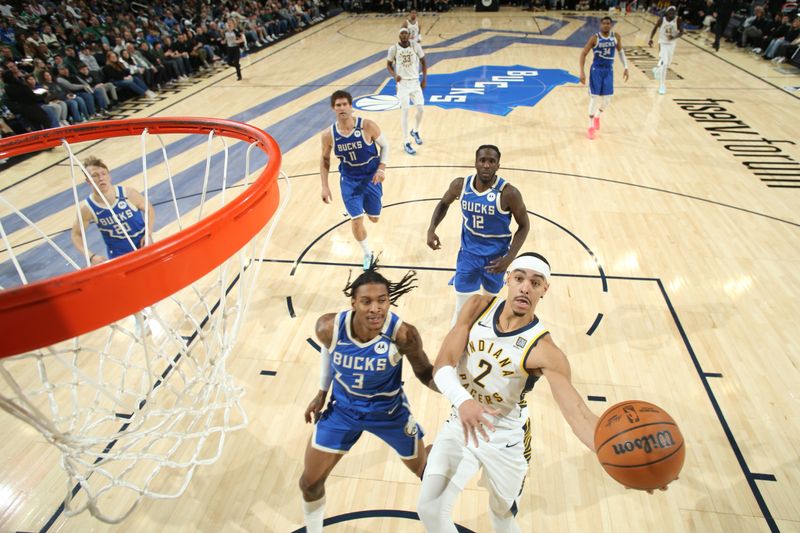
[299,409,360,533]
[341,176,373,268]
[587,68,602,138]
[595,69,612,129]
[659,44,674,94]
[397,82,416,155]
[452,249,483,325]
[481,269,505,299]
[410,87,424,145]
[418,421,480,533]
[370,400,428,477]
[475,425,528,533]
[363,180,383,268]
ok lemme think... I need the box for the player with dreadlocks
[298,259,438,533]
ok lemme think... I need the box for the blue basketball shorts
[589,66,614,96]
[452,248,505,294]
[340,173,382,219]
[312,398,424,459]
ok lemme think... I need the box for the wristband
[433,366,472,408]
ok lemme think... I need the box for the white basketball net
[0,126,288,523]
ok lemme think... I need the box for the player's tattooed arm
[396,322,437,391]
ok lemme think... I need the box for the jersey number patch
[473,359,492,388]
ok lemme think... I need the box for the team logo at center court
[375,341,389,354]
[353,65,578,117]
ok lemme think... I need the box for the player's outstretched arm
[426,177,463,250]
[529,335,598,451]
[578,35,597,84]
[434,295,500,446]
[319,129,333,204]
[305,313,336,424]
[486,185,529,274]
[396,322,436,391]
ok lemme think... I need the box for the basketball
[594,400,685,491]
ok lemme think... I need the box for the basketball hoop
[0,118,288,523]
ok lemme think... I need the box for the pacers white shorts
[658,42,676,68]
[396,79,424,108]
[424,411,530,511]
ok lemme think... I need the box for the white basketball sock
[401,107,410,143]
[357,238,371,256]
[302,496,325,533]
[414,105,424,131]
[588,95,600,125]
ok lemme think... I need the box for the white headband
[508,255,550,280]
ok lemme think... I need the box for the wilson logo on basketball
[611,430,676,455]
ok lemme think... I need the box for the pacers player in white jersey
[578,16,629,140]
[403,9,422,43]
[387,27,427,156]
[418,253,601,533]
[648,6,683,95]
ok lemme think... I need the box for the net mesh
[0,122,287,523]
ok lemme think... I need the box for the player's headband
[507,256,550,281]
[399,28,409,34]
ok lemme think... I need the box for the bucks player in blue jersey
[426,145,530,326]
[578,16,629,140]
[70,156,154,266]
[321,90,390,270]
[299,262,437,533]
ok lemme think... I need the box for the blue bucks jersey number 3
[329,309,404,413]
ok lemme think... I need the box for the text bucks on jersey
[329,309,404,412]
[458,297,549,428]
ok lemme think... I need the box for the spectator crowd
[0,0,329,140]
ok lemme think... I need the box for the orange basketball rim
[0,118,282,357]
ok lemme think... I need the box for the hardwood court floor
[0,8,799,533]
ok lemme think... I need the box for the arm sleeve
[374,133,390,165]
[619,47,628,69]
[320,346,333,391]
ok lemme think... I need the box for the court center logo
[354,65,578,117]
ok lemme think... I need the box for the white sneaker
[145,90,157,98]
[404,142,417,155]
[410,130,423,145]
